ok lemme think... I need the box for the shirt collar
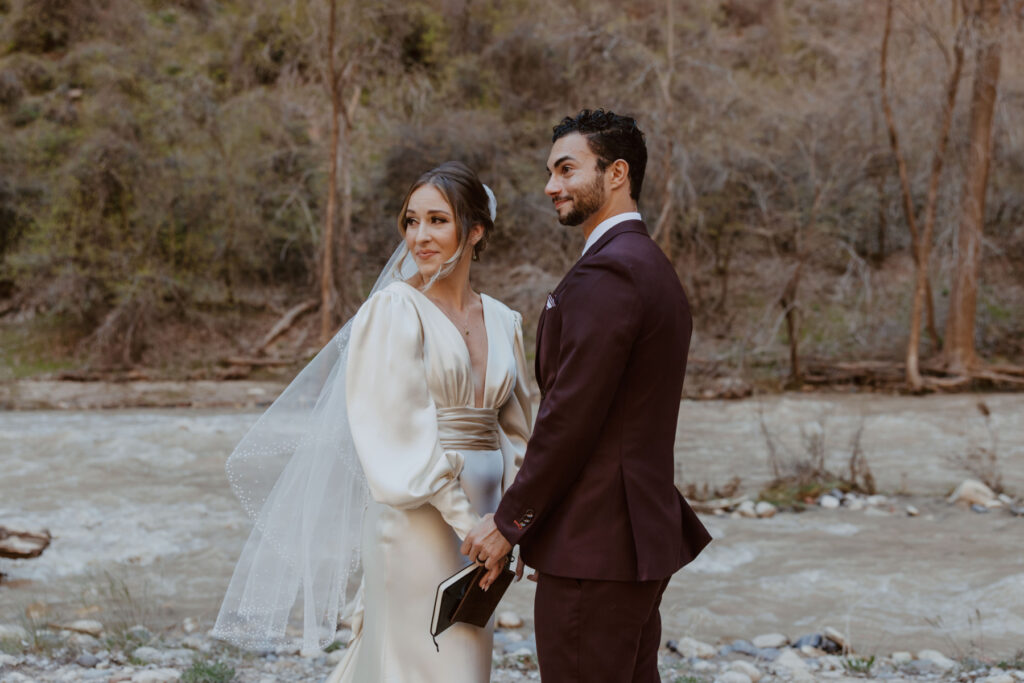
[582,212,642,256]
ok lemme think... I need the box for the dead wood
[224,356,296,367]
[0,526,51,560]
[257,299,317,353]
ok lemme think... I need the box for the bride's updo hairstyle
[397,161,495,287]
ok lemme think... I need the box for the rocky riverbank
[2,615,1023,683]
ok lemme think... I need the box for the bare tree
[880,0,965,390]
[319,0,364,344]
[944,0,1003,374]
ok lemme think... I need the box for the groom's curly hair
[552,109,647,201]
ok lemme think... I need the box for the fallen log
[257,300,317,353]
[0,527,51,560]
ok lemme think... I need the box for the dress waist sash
[436,406,500,451]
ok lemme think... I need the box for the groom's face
[545,133,607,227]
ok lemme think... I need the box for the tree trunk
[319,0,341,345]
[945,0,1002,374]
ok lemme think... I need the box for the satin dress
[325,281,532,683]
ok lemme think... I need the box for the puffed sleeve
[499,311,533,493]
[345,288,480,539]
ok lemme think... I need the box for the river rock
[792,633,822,649]
[737,500,757,518]
[978,674,1015,683]
[819,494,840,509]
[823,626,848,652]
[65,619,104,637]
[891,651,913,663]
[906,505,920,516]
[715,672,752,683]
[0,624,29,640]
[182,617,198,634]
[131,646,164,663]
[917,649,957,670]
[724,639,758,657]
[729,660,763,681]
[77,652,101,667]
[2,673,34,682]
[949,479,1001,508]
[866,494,888,505]
[755,501,777,518]
[972,503,991,513]
[131,669,182,683]
[326,648,346,664]
[497,611,523,628]
[127,625,153,642]
[70,633,102,649]
[752,633,788,649]
[668,636,716,658]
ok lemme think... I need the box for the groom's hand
[461,513,512,590]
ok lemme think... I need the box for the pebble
[906,505,920,516]
[326,648,346,664]
[751,633,788,649]
[69,633,102,649]
[774,649,807,671]
[917,649,957,670]
[973,503,992,513]
[67,619,104,637]
[823,626,848,651]
[949,479,1001,508]
[792,633,822,648]
[715,672,752,683]
[668,636,717,658]
[892,650,913,663]
[737,500,758,518]
[76,653,101,667]
[497,611,523,629]
[729,659,762,681]
[0,624,29,640]
[866,494,888,505]
[130,669,182,682]
[182,617,198,634]
[726,639,760,657]
[755,501,777,518]
[819,494,840,509]
[978,675,1015,683]
[132,646,164,663]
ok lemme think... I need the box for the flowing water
[1,392,1022,657]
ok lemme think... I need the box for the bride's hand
[514,557,537,582]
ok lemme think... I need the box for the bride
[212,161,532,683]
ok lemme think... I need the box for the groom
[463,109,711,681]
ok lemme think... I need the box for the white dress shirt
[582,211,642,256]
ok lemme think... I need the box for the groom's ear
[607,159,630,192]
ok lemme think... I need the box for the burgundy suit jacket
[494,220,711,581]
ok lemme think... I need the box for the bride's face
[403,184,463,280]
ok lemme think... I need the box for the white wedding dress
[325,280,532,683]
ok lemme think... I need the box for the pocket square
[546,293,557,310]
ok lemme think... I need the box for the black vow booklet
[430,555,515,649]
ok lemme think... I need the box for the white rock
[0,624,28,640]
[737,500,757,518]
[891,651,913,663]
[1,673,34,682]
[0,653,19,667]
[755,501,777,518]
[948,479,1002,508]
[866,494,888,505]
[182,617,198,634]
[906,505,920,516]
[691,659,718,671]
[752,632,789,649]
[729,659,763,682]
[998,493,1014,505]
[672,636,717,658]
[823,626,848,651]
[131,669,182,683]
[917,649,957,670]
[774,649,808,672]
[66,619,104,637]
[715,672,752,683]
[799,645,827,657]
[845,498,865,511]
[978,674,1015,683]
[69,633,102,649]
[819,494,840,509]
[326,648,347,664]
[132,646,164,663]
[497,611,523,629]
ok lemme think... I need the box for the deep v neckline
[398,281,493,408]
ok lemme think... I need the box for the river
[1,392,1022,658]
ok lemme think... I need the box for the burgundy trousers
[534,573,671,682]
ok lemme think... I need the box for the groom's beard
[557,173,606,226]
